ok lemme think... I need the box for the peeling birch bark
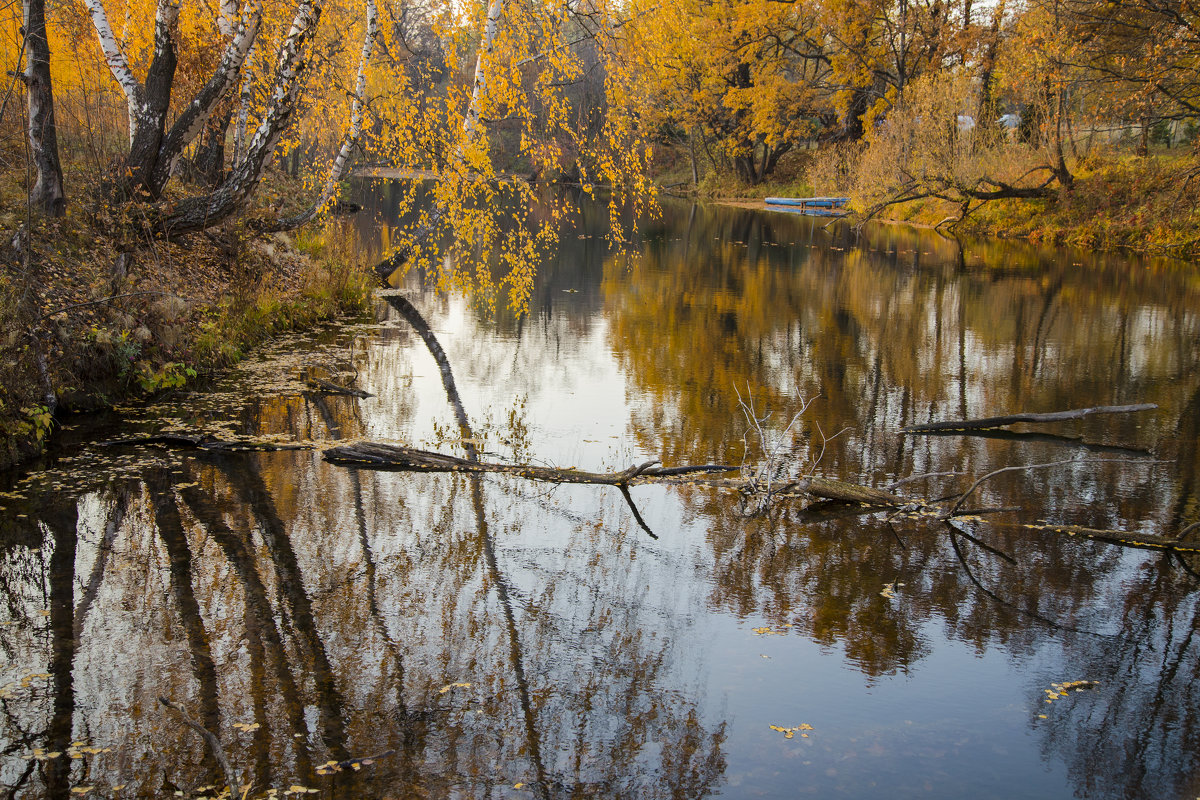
[266,0,377,230]
[83,0,144,140]
[159,0,326,234]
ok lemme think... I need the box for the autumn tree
[818,69,1067,222]
[628,0,830,184]
[1040,0,1200,154]
[21,0,65,215]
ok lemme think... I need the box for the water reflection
[1,194,1199,798]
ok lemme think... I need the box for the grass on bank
[864,150,1200,258]
[652,137,1200,260]
[0,167,375,470]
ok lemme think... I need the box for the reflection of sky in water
[1,194,1199,798]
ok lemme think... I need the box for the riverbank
[670,150,1200,261]
[0,170,374,470]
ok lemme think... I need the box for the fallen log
[304,377,374,398]
[323,442,735,484]
[903,403,1157,433]
[322,442,911,506]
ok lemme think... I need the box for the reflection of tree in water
[1036,560,1200,800]
[601,202,1200,796]
[0,303,724,798]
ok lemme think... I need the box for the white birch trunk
[232,52,253,167]
[217,0,239,37]
[161,0,326,233]
[457,0,504,163]
[83,0,143,140]
[273,0,377,228]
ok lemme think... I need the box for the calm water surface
[2,191,1199,799]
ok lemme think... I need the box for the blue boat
[764,196,849,208]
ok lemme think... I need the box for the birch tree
[85,0,262,198]
[22,0,65,215]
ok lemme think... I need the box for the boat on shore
[764,196,849,208]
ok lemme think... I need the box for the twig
[944,458,1171,517]
[887,470,966,490]
[158,697,240,794]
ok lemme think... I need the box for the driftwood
[158,697,240,794]
[322,443,911,506]
[903,403,1157,433]
[1004,522,1200,554]
[102,433,312,452]
[304,377,374,398]
[324,443,734,483]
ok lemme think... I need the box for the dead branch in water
[304,377,374,398]
[991,521,1200,554]
[158,697,241,795]
[323,442,733,484]
[322,442,910,506]
[903,403,1157,433]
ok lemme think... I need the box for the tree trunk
[689,126,700,186]
[157,0,326,236]
[23,0,65,215]
[192,106,233,186]
[124,5,179,198]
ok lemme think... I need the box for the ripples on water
[1,190,1199,799]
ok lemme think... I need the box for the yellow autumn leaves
[769,723,815,739]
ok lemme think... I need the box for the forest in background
[0,0,1198,464]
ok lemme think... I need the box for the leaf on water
[438,682,472,694]
[69,786,93,794]
[770,723,814,739]
[1043,680,1098,704]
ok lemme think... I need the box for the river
[1,187,1199,799]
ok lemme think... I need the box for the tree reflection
[0,303,726,799]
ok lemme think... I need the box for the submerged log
[323,442,735,484]
[304,377,374,398]
[1004,522,1200,554]
[322,442,911,507]
[903,403,1157,433]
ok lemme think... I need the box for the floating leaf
[769,723,814,740]
[438,682,472,694]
